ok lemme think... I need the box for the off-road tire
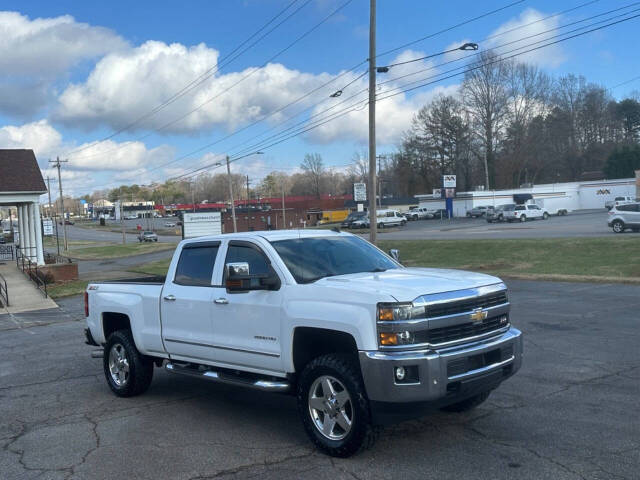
[441,391,490,413]
[612,220,625,234]
[297,354,379,457]
[103,330,154,397]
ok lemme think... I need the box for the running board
[165,362,290,393]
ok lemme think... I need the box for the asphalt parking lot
[1,280,638,480]
[359,210,615,240]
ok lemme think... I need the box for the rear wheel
[519,215,527,222]
[543,212,549,220]
[612,220,625,233]
[378,223,384,229]
[103,330,154,397]
[297,354,378,457]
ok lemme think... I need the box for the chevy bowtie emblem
[470,308,488,323]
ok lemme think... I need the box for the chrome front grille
[414,314,509,346]
[426,291,508,318]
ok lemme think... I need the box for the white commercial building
[0,149,47,265]
[416,177,638,217]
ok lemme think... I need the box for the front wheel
[297,354,378,457]
[519,215,527,222]
[543,212,549,220]
[612,220,625,233]
[103,330,154,397]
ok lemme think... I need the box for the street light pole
[226,156,237,232]
[368,0,378,244]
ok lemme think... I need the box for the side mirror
[389,249,400,262]
[225,262,280,291]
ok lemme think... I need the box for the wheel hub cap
[308,375,353,440]
[108,343,130,387]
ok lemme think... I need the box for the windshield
[345,212,366,221]
[271,235,399,284]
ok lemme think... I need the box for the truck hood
[317,267,503,302]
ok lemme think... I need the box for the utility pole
[120,200,126,245]
[368,0,378,243]
[377,154,385,208]
[191,180,196,212]
[46,176,60,255]
[281,187,286,230]
[246,175,251,231]
[49,157,68,252]
[226,156,237,232]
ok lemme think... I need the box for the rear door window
[174,244,219,286]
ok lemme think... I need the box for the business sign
[42,218,54,236]
[353,183,367,202]
[445,188,456,198]
[183,212,222,239]
[432,189,442,197]
[443,175,457,188]
[596,189,611,195]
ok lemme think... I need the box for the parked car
[466,206,489,218]
[138,231,158,242]
[164,222,177,228]
[85,230,522,457]
[0,236,5,244]
[406,207,435,221]
[59,219,75,225]
[605,196,635,210]
[125,215,139,220]
[341,211,368,228]
[486,204,515,223]
[608,202,640,233]
[375,209,407,228]
[432,209,451,219]
[504,204,549,222]
[350,215,370,229]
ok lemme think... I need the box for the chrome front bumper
[359,327,522,403]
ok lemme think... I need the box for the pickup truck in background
[85,230,522,457]
[406,207,435,220]
[605,196,635,210]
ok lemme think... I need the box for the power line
[376,2,640,91]
[376,12,640,103]
[65,0,309,158]
[610,75,640,90]
[376,0,525,59]
[68,0,353,163]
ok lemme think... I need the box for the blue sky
[1,0,639,198]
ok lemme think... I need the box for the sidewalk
[0,262,58,314]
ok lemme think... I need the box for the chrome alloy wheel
[308,375,353,440]
[108,343,130,387]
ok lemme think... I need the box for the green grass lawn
[67,242,177,260]
[129,258,172,276]
[377,238,640,282]
[48,280,90,299]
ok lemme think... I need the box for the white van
[375,209,407,228]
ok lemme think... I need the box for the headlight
[377,303,425,347]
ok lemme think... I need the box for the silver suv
[608,203,640,233]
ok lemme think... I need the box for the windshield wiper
[368,268,388,273]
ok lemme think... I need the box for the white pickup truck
[85,230,522,457]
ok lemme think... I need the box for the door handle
[163,295,176,301]
[214,298,228,305]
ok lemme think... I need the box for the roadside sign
[432,189,441,197]
[42,218,54,236]
[353,183,367,202]
[443,175,456,188]
[445,188,455,198]
[182,212,222,239]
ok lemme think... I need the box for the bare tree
[301,153,325,197]
[462,51,510,189]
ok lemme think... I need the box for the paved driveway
[1,281,638,479]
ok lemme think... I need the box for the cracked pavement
[1,280,638,479]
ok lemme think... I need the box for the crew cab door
[209,240,283,373]
[160,241,220,362]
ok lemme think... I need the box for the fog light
[395,366,406,381]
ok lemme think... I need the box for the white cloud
[0,11,126,117]
[485,8,565,68]
[0,11,126,76]
[55,40,334,134]
[0,119,62,157]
